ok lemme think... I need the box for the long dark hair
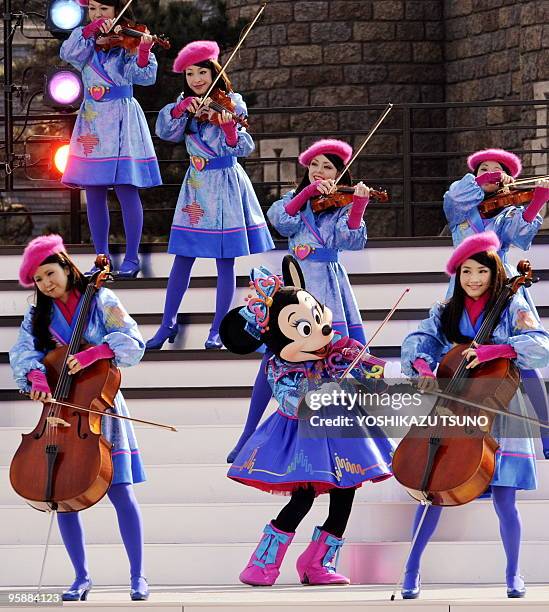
[294,152,353,197]
[440,250,506,344]
[32,253,88,352]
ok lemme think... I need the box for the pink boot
[239,522,294,586]
[296,527,350,585]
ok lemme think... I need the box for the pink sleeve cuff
[412,358,435,378]
[523,186,549,223]
[475,344,517,363]
[475,171,502,187]
[284,181,320,216]
[347,194,369,230]
[171,97,194,119]
[82,18,106,39]
[73,343,115,369]
[137,42,152,68]
[221,121,238,147]
[27,369,51,394]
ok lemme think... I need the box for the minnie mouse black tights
[272,485,355,537]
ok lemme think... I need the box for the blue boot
[146,324,179,350]
[62,577,92,601]
[205,329,223,350]
[117,258,140,279]
[401,571,420,599]
[507,575,526,598]
[130,576,149,601]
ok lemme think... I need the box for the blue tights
[404,486,521,587]
[85,185,143,263]
[162,255,235,333]
[56,483,144,586]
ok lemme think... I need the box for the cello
[391,260,536,507]
[10,256,118,513]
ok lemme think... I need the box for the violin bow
[104,0,136,33]
[333,102,394,187]
[504,174,549,188]
[190,2,268,112]
[338,287,410,381]
[22,392,177,432]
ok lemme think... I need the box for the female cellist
[9,235,149,601]
[444,149,549,457]
[398,231,549,599]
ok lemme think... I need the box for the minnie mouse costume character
[220,256,394,586]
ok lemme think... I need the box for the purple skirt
[228,410,395,496]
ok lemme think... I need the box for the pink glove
[347,194,369,230]
[72,343,115,369]
[221,121,238,147]
[475,344,517,363]
[27,369,51,395]
[475,171,502,187]
[137,39,154,68]
[171,97,194,119]
[82,18,106,39]
[284,181,321,216]
[523,186,549,223]
[412,358,435,378]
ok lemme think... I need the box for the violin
[196,89,249,129]
[479,188,533,217]
[311,186,389,213]
[391,260,536,507]
[10,256,119,512]
[96,20,170,52]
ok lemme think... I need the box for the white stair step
[2,499,549,546]
[0,242,545,279]
[3,462,549,506]
[0,425,246,465]
[3,277,548,318]
[0,397,263,428]
[0,357,262,390]
[1,540,549,586]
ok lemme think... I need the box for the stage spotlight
[46,0,86,40]
[44,67,84,111]
[24,136,71,181]
[53,144,70,175]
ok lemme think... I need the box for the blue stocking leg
[146,256,195,349]
[211,258,236,333]
[521,368,549,457]
[107,483,146,591]
[113,185,143,269]
[85,186,110,256]
[227,352,273,463]
[403,504,443,589]
[206,258,235,348]
[492,485,522,589]
[162,255,196,327]
[57,512,90,588]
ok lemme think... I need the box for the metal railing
[0,99,548,244]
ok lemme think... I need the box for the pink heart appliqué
[89,86,106,101]
[294,245,311,260]
[191,156,206,171]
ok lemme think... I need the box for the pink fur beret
[446,231,501,276]
[173,40,220,73]
[467,148,522,178]
[298,139,353,167]
[19,234,66,288]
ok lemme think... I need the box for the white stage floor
[2,584,549,610]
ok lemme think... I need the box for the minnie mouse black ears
[282,255,305,290]
[219,307,263,355]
